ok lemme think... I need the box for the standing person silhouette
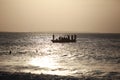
[52,34,55,40]
[74,34,77,40]
[71,35,74,40]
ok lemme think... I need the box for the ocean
[0,32,120,79]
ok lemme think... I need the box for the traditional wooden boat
[51,34,76,43]
[51,39,76,43]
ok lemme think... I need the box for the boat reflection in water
[51,34,77,43]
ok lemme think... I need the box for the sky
[0,0,120,33]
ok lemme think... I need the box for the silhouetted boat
[51,39,76,43]
[51,34,77,43]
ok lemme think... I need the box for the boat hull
[51,40,76,43]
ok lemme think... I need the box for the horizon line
[0,31,120,34]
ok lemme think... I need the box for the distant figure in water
[9,50,12,54]
[36,49,38,53]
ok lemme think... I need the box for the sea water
[0,32,120,78]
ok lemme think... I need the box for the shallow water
[0,32,120,78]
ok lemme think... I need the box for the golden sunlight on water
[29,56,58,69]
[27,43,92,76]
[29,44,62,69]
[28,55,72,76]
[27,44,74,76]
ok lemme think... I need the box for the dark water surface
[0,32,120,79]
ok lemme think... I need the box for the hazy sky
[0,0,120,33]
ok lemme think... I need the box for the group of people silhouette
[52,34,76,41]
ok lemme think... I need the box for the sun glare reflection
[29,56,58,69]
[28,44,90,76]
